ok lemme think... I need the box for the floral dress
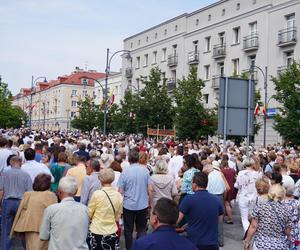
[251,200,292,250]
[180,167,199,195]
[282,199,300,249]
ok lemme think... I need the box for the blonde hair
[255,178,270,195]
[139,152,149,165]
[288,162,299,174]
[268,184,286,202]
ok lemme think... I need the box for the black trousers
[123,207,148,250]
[198,245,219,250]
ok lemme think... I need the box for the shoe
[219,243,224,247]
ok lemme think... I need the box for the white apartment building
[122,0,299,145]
[13,68,105,131]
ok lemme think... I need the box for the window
[71,100,77,107]
[252,0,256,4]
[138,39,141,45]
[218,62,225,76]
[222,9,226,16]
[208,14,211,21]
[152,51,157,64]
[175,25,178,31]
[286,51,294,68]
[248,55,256,68]
[205,37,211,52]
[204,65,210,80]
[171,70,176,80]
[249,22,257,35]
[172,44,177,55]
[82,90,88,97]
[136,78,140,89]
[136,56,140,69]
[161,72,166,82]
[219,32,225,45]
[71,111,76,117]
[196,19,199,26]
[130,42,133,48]
[164,29,167,35]
[193,40,198,53]
[144,54,148,67]
[155,33,158,39]
[71,90,77,97]
[162,48,167,61]
[146,36,149,42]
[232,59,240,75]
[233,27,240,44]
[236,3,240,10]
[286,14,295,29]
[81,78,87,85]
[203,94,209,104]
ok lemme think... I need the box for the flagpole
[263,67,268,148]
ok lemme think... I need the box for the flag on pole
[262,105,267,117]
[254,103,260,116]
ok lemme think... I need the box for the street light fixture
[29,76,47,131]
[250,65,268,148]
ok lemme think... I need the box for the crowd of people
[0,129,300,250]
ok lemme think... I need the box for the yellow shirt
[88,187,123,235]
[66,164,86,196]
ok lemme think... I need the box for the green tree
[0,82,27,128]
[174,67,216,139]
[272,62,300,145]
[71,97,103,133]
[138,67,174,134]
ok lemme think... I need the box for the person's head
[276,155,284,165]
[79,143,86,151]
[280,163,289,174]
[270,172,283,185]
[89,149,99,158]
[202,164,213,175]
[288,162,299,174]
[128,149,139,164]
[110,161,123,173]
[57,152,68,163]
[183,154,196,169]
[90,159,101,172]
[150,198,179,229]
[41,152,51,164]
[255,178,270,195]
[192,172,208,191]
[268,184,285,202]
[35,143,43,152]
[282,182,295,197]
[220,159,229,169]
[99,168,115,185]
[76,155,87,164]
[154,160,168,174]
[33,174,51,191]
[9,156,22,168]
[268,151,277,162]
[0,137,8,148]
[176,146,184,156]
[242,158,255,169]
[24,148,35,161]
[58,177,78,199]
[139,152,149,165]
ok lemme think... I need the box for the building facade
[13,68,105,131]
[122,0,299,145]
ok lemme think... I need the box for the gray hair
[242,158,255,168]
[89,149,100,158]
[58,177,78,195]
[99,168,115,184]
[283,182,295,197]
[154,160,168,174]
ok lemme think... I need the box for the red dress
[221,168,237,201]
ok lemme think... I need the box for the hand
[243,240,250,250]
[175,227,185,233]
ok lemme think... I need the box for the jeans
[123,207,148,250]
[215,194,224,246]
[1,199,21,250]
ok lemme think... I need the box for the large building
[121,0,299,144]
[13,68,105,131]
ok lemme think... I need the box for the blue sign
[267,108,277,117]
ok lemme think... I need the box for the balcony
[277,66,289,75]
[278,27,297,47]
[243,34,259,52]
[187,51,199,65]
[241,69,258,82]
[125,67,133,78]
[212,75,221,89]
[212,44,226,59]
[167,54,178,67]
[166,78,176,91]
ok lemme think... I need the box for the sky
[0,0,218,95]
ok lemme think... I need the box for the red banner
[147,128,175,137]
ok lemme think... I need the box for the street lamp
[250,65,268,148]
[29,76,47,131]
[104,48,131,136]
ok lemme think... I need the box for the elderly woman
[11,174,57,250]
[282,182,300,249]
[50,152,70,192]
[244,184,292,250]
[151,160,178,207]
[234,158,262,234]
[87,168,123,250]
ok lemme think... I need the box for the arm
[79,178,88,205]
[87,193,97,219]
[243,219,258,250]
[0,190,3,203]
[39,207,51,241]
[148,184,154,208]
[221,172,230,192]
[177,211,185,225]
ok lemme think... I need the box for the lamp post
[104,48,131,136]
[250,65,268,148]
[29,76,47,131]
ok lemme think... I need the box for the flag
[254,103,260,116]
[262,105,267,117]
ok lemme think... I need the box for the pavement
[11,202,244,250]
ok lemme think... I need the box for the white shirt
[168,155,183,180]
[207,170,225,195]
[282,174,295,187]
[0,148,13,173]
[21,160,54,183]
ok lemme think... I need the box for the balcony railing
[212,44,226,59]
[241,69,258,82]
[167,54,178,67]
[277,66,289,75]
[166,78,176,91]
[187,51,199,64]
[125,67,133,78]
[278,27,297,47]
[212,75,221,89]
[243,33,259,51]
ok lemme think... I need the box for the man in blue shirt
[118,149,153,250]
[178,172,224,250]
[132,198,197,250]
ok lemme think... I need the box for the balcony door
[287,14,296,41]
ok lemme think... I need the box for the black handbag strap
[102,189,116,217]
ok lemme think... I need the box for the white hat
[212,160,220,171]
